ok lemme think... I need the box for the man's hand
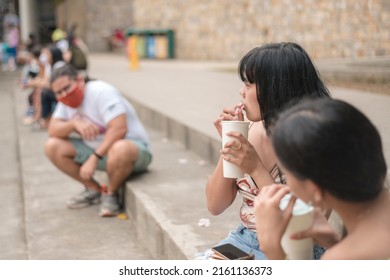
[79,155,98,180]
[73,119,100,140]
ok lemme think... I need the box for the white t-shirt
[52,80,150,149]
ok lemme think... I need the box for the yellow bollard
[127,35,139,70]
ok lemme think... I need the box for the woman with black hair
[255,98,390,259]
[24,45,65,129]
[39,46,65,128]
[200,42,331,260]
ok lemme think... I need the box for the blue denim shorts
[195,224,267,260]
[195,224,325,260]
[70,138,152,175]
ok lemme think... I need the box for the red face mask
[58,85,84,108]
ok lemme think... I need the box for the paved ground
[0,53,389,260]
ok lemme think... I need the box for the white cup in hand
[221,121,250,178]
[279,194,314,260]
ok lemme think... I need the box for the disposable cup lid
[279,193,313,215]
[221,120,251,125]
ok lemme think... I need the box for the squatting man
[44,64,152,217]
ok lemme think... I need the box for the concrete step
[123,128,241,259]
[0,71,27,259]
[91,93,241,259]
[87,55,245,259]
[84,102,241,259]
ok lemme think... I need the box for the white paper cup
[221,121,250,178]
[279,194,314,260]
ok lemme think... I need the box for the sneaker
[26,106,34,116]
[67,188,101,209]
[99,192,120,217]
[22,116,34,125]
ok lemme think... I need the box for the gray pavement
[1,53,389,260]
[0,71,26,259]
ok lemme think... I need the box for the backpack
[69,44,87,70]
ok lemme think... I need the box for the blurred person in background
[22,46,65,129]
[4,22,19,71]
[45,64,152,217]
[19,46,41,125]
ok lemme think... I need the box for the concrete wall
[85,0,133,51]
[131,0,390,60]
[55,0,390,60]
[56,0,87,42]
[56,0,133,51]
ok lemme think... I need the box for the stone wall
[56,0,390,60]
[56,0,133,52]
[85,0,133,51]
[131,0,390,60]
[56,0,87,43]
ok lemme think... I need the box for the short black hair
[271,98,387,202]
[50,64,79,84]
[238,42,331,133]
[49,46,64,66]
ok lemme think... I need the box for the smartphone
[211,243,253,260]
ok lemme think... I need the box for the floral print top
[236,164,286,230]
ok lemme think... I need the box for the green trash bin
[136,36,146,58]
[165,29,174,59]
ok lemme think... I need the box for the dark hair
[49,46,64,66]
[271,98,387,202]
[51,63,78,84]
[31,46,41,58]
[51,63,93,84]
[238,42,331,133]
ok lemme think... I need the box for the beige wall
[131,0,390,60]
[56,0,133,51]
[85,0,133,51]
[56,0,87,41]
[56,0,390,60]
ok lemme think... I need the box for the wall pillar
[18,0,38,43]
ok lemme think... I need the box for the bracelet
[93,151,103,160]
